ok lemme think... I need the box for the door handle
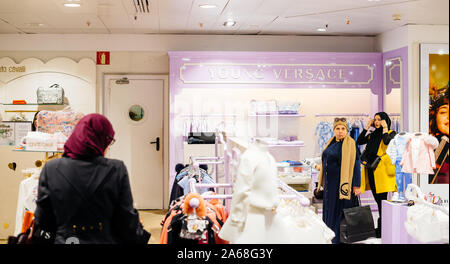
[150,137,160,151]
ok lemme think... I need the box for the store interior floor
[0,209,381,244]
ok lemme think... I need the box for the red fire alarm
[96,51,110,65]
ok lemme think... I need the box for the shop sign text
[180,63,374,85]
[0,65,26,73]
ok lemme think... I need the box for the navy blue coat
[34,156,150,244]
[322,139,361,244]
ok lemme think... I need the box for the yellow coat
[361,131,397,194]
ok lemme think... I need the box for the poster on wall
[428,53,449,185]
[419,43,449,201]
[14,122,32,146]
[0,121,31,146]
[0,122,15,146]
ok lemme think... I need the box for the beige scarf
[317,134,356,200]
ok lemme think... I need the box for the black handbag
[313,187,324,200]
[340,197,376,243]
[364,154,385,170]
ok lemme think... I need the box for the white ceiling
[0,0,448,36]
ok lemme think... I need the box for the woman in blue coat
[317,118,361,244]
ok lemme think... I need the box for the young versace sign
[180,63,374,85]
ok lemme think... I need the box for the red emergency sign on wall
[96,51,110,65]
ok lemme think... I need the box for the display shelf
[1,103,67,106]
[268,143,305,147]
[248,114,305,117]
[279,177,312,185]
[179,114,238,118]
[1,121,32,123]
[13,149,64,153]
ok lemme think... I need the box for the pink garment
[36,110,84,137]
[401,133,439,174]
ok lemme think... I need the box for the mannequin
[219,140,291,243]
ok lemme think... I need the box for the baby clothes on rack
[401,133,439,174]
[315,122,334,153]
[14,169,40,236]
[170,165,215,204]
[404,184,449,243]
[160,195,229,244]
[350,120,363,141]
[395,119,401,132]
[386,133,413,200]
[315,120,354,154]
[178,173,215,195]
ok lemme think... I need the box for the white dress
[14,170,40,235]
[219,141,292,244]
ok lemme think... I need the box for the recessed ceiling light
[64,3,81,7]
[223,20,236,27]
[368,0,381,2]
[26,23,45,27]
[317,28,326,32]
[199,4,217,9]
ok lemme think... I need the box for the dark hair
[429,86,449,138]
[31,111,40,131]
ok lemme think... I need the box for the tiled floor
[139,209,167,244]
[0,210,167,245]
[0,210,381,244]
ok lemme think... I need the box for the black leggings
[367,168,388,230]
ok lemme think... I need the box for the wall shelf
[13,149,63,153]
[1,103,67,106]
[248,114,305,117]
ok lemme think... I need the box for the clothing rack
[405,184,449,216]
[277,177,310,207]
[315,113,369,117]
[188,131,234,212]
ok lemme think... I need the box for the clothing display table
[381,200,440,244]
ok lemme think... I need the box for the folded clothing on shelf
[12,100,27,104]
[20,131,67,151]
[281,160,303,166]
[277,101,300,115]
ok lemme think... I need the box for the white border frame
[419,43,449,201]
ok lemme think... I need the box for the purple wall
[168,51,398,186]
[382,46,409,131]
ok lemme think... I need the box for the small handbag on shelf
[340,197,376,243]
[36,84,65,105]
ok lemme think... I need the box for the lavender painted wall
[168,51,386,186]
[382,46,409,131]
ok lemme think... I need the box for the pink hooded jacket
[401,133,439,174]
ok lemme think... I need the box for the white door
[106,76,164,209]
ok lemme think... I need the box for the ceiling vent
[133,0,150,13]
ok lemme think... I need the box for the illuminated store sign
[180,63,374,85]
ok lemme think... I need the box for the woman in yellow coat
[357,112,397,238]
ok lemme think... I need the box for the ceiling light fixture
[199,4,217,9]
[223,20,236,27]
[64,3,81,7]
[317,24,328,32]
